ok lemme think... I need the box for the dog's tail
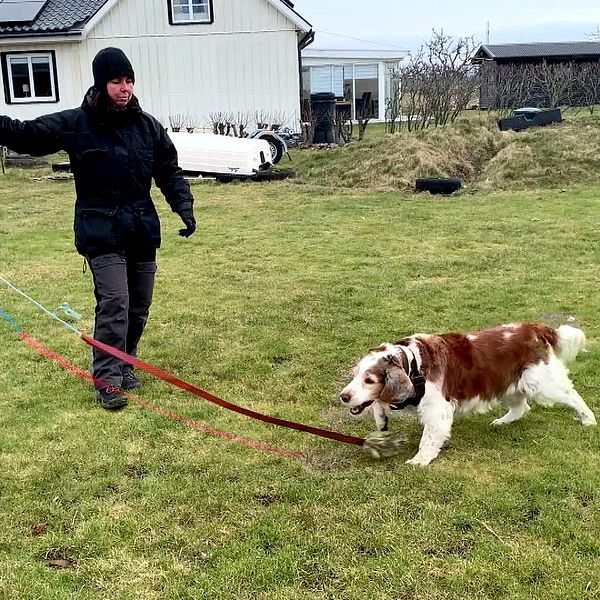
[555,324,586,364]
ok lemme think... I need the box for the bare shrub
[396,30,480,132]
[334,104,352,144]
[208,111,253,137]
[168,113,187,132]
[168,114,202,132]
[300,103,315,146]
[385,65,402,134]
[486,60,600,112]
[254,110,289,130]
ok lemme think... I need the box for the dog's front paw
[405,454,433,467]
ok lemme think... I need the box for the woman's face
[106,76,134,108]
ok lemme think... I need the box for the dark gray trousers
[87,252,157,388]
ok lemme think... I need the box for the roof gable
[0,0,311,39]
[265,0,311,31]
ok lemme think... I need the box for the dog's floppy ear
[380,355,413,403]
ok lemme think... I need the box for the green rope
[0,275,81,334]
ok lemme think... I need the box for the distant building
[473,41,600,109]
[300,48,409,122]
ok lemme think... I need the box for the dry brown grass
[479,115,600,190]
[291,112,600,192]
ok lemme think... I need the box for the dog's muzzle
[340,390,374,416]
[349,400,374,416]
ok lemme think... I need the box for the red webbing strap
[19,332,302,459]
[82,333,365,447]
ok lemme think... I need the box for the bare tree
[489,63,535,114]
[537,61,576,108]
[490,60,600,112]
[425,30,479,125]
[397,30,480,131]
[355,105,371,141]
[401,57,431,131]
[579,62,600,113]
[385,64,402,133]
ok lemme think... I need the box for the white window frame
[170,0,212,24]
[5,52,57,104]
[308,63,381,120]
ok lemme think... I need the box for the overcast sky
[294,0,600,51]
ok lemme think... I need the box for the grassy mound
[290,112,600,192]
[479,114,600,190]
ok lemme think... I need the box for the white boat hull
[169,132,272,177]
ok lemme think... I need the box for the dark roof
[0,0,310,38]
[0,0,111,37]
[474,41,600,61]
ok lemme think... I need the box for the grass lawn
[1,152,600,599]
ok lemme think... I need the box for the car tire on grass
[251,133,286,164]
[51,162,72,173]
[415,177,462,195]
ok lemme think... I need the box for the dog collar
[390,347,426,410]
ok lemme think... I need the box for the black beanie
[92,47,135,88]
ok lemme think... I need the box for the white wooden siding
[0,0,304,128]
[87,0,302,128]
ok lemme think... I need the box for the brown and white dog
[340,323,596,466]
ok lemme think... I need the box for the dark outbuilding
[473,41,600,109]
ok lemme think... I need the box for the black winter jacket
[0,88,194,255]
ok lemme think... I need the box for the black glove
[178,208,196,238]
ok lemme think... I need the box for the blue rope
[0,307,23,333]
[0,275,81,335]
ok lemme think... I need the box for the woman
[0,47,196,410]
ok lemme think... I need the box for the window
[310,66,350,97]
[353,64,378,118]
[168,0,213,24]
[2,52,58,104]
[304,63,380,119]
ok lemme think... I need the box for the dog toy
[362,430,409,459]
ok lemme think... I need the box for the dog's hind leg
[491,396,530,426]
[541,387,596,426]
[522,360,597,426]
[406,388,454,467]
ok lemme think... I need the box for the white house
[0,0,313,129]
[300,48,409,122]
